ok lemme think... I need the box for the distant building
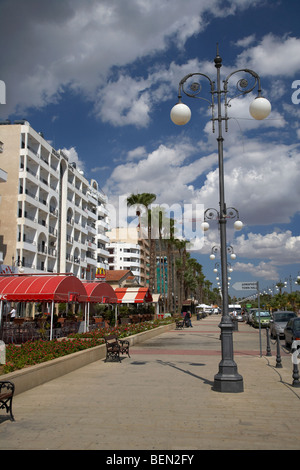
[156,255,168,295]
[0,120,110,279]
[107,227,149,287]
[105,269,139,288]
[0,138,7,256]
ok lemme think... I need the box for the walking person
[185,310,193,327]
[9,307,16,322]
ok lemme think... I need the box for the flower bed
[2,319,172,374]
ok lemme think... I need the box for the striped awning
[82,282,118,303]
[115,287,153,304]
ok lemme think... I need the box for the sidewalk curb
[1,322,175,395]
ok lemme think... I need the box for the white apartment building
[107,227,149,286]
[0,120,110,279]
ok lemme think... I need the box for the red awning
[83,282,117,303]
[115,287,153,304]
[0,275,88,302]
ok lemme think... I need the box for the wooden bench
[104,335,130,362]
[0,381,15,421]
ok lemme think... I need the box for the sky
[0,0,300,299]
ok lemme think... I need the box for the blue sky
[0,0,300,298]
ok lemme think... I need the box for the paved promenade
[1,314,300,451]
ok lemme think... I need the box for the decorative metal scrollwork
[211,245,219,256]
[179,72,214,106]
[226,245,235,255]
[226,207,240,220]
[237,78,249,91]
[204,207,240,221]
[204,208,219,221]
[210,245,235,257]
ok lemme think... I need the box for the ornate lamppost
[170,45,271,392]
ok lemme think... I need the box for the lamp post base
[213,319,244,393]
[213,367,244,393]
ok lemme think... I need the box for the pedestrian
[186,311,193,327]
[9,307,16,322]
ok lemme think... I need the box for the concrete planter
[2,322,174,395]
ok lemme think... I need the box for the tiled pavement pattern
[0,314,299,450]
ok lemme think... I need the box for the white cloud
[233,261,279,280]
[104,140,216,205]
[198,230,300,280]
[234,231,300,266]
[0,0,261,118]
[127,146,147,161]
[94,75,152,128]
[236,34,300,77]
[235,34,256,48]
[105,129,300,232]
[196,139,300,226]
[61,146,85,172]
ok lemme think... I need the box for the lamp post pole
[213,49,244,393]
[170,45,271,393]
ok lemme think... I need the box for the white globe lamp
[170,103,191,125]
[234,220,243,231]
[249,97,271,120]
[201,221,210,231]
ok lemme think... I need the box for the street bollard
[292,363,300,387]
[266,328,272,357]
[275,333,282,368]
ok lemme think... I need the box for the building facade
[0,120,110,279]
[107,227,149,287]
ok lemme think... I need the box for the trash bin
[232,318,238,331]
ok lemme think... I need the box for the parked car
[284,317,300,348]
[269,311,297,338]
[247,308,258,325]
[252,311,271,328]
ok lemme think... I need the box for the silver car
[269,311,297,338]
[247,308,258,325]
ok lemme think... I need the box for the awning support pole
[50,301,54,341]
[0,300,3,329]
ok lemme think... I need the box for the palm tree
[275,282,285,294]
[127,193,156,291]
[183,255,198,300]
[186,257,204,303]
[166,218,176,313]
[201,279,212,304]
[173,238,189,314]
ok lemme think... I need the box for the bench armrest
[0,381,15,394]
[119,339,129,345]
